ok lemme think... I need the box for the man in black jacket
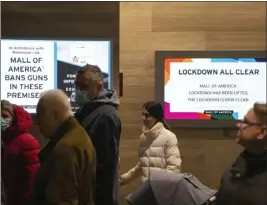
[74,64,121,205]
[215,103,267,205]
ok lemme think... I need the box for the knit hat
[1,100,14,116]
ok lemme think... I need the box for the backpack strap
[81,107,100,128]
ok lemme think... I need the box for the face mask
[1,116,11,132]
[75,89,90,105]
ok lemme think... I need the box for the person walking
[1,100,40,205]
[30,90,96,205]
[216,103,267,205]
[74,64,121,205]
[120,101,182,186]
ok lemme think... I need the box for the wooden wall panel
[1,2,120,146]
[206,32,267,50]
[152,2,266,32]
[119,2,266,200]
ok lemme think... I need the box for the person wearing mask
[215,103,267,205]
[30,90,96,205]
[1,100,40,205]
[119,101,182,186]
[74,64,121,205]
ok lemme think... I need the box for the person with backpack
[74,64,121,205]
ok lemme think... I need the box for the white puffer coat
[121,122,182,184]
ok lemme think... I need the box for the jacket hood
[92,89,120,107]
[74,89,120,123]
[9,105,32,134]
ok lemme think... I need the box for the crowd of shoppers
[1,63,266,205]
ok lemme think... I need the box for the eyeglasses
[239,118,263,127]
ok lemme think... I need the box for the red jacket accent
[1,105,40,205]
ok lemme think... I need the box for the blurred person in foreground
[120,101,182,186]
[216,103,267,205]
[30,89,96,205]
[74,64,121,205]
[1,100,40,205]
[1,177,7,205]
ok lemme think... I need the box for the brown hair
[1,100,14,116]
[253,103,267,125]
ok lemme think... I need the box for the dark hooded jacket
[216,150,267,205]
[75,89,121,205]
[1,177,7,205]
[1,105,40,205]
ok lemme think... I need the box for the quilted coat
[1,105,40,205]
[121,122,182,184]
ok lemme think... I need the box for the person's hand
[119,176,126,187]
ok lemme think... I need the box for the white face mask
[1,116,11,132]
[75,89,90,105]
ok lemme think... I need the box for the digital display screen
[164,58,266,120]
[1,39,111,113]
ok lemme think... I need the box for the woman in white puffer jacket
[120,101,182,186]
